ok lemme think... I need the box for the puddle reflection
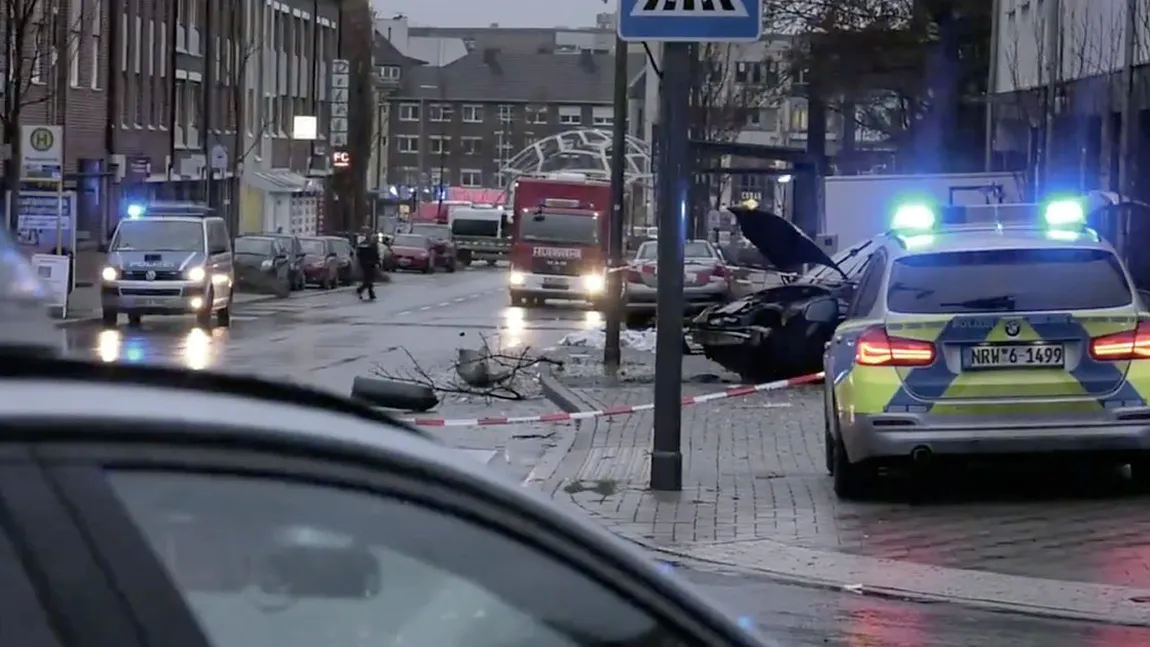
[94,327,226,370]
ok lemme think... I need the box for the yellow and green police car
[824,198,1150,499]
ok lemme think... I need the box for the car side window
[0,522,64,647]
[207,222,228,254]
[848,251,886,317]
[104,471,698,647]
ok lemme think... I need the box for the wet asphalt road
[57,264,1150,646]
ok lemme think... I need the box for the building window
[460,137,482,155]
[526,105,547,124]
[498,104,515,123]
[789,99,808,131]
[558,106,581,125]
[397,135,419,153]
[461,104,483,123]
[460,169,482,187]
[761,107,779,132]
[429,136,450,155]
[398,103,420,121]
[378,65,400,81]
[591,106,612,127]
[428,103,454,122]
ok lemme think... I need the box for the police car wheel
[127,314,142,327]
[196,291,214,328]
[832,435,875,500]
[101,309,118,327]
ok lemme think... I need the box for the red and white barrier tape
[400,371,824,427]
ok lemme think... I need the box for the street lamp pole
[604,34,629,372]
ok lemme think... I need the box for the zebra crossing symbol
[631,0,749,18]
[617,0,762,42]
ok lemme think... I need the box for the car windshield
[112,220,204,252]
[887,247,1133,313]
[300,239,325,255]
[636,241,714,261]
[518,212,597,244]
[392,235,426,247]
[451,217,500,237]
[234,238,273,255]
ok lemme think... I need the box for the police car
[824,198,1150,499]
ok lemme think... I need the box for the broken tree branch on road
[373,333,562,402]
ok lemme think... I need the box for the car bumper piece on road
[844,415,1150,462]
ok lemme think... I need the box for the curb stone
[53,286,357,328]
[534,365,1150,627]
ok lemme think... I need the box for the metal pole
[1041,0,1060,193]
[604,34,628,372]
[984,0,1001,172]
[1119,0,1138,198]
[651,42,689,492]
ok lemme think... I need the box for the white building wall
[993,0,1142,94]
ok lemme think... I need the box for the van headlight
[101,266,119,282]
[582,273,605,293]
[509,271,525,285]
[186,266,206,282]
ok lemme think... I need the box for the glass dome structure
[499,129,651,185]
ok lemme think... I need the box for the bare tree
[228,33,274,182]
[3,0,88,216]
[999,4,1124,194]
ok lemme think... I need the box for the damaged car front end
[688,205,876,384]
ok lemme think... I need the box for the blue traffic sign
[617,0,763,42]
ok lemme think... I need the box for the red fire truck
[507,174,610,307]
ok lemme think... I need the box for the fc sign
[331,151,351,169]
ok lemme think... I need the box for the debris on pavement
[558,326,658,352]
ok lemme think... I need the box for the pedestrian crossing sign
[617,0,762,42]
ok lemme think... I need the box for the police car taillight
[1089,322,1150,361]
[856,327,936,367]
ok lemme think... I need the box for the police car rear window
[887,248,1132,313]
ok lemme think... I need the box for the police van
[100,202,235,328]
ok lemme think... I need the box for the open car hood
[728,205,836,271]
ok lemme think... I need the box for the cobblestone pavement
[535,348,1150,592]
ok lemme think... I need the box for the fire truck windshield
[519,211,598,244]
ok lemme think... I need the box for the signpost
[329,60,350,149]
[617,0,763,491]
[18,124,71,317]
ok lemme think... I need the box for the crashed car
[689,205,878,384]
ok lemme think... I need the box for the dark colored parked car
[321,236,358,285]
[233,235,293,297]
[298,236,340,289]
[262,232,307,290]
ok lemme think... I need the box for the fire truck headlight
[582,273,605,293]
[509,271,525,286]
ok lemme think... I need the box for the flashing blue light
[126,204,145,219]
[891,204,936,232]
[1043,199,1085,227]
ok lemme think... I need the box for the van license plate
[542,279,566,289]
[966,344,1064,369]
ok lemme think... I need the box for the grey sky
[374,0,606,28]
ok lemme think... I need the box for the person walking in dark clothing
[355,227,380,301]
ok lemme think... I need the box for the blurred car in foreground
[388,234,439,273]
[0,356,773,647]
[299,236,340,289]
[233,235,292,297]
[624,239,734,328]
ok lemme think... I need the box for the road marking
[397,310,411,316]
[437,301,449,307]
[419,306,431,311]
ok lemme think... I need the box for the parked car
[298,236,340,289]
[624,239,733,328]
[387,234,440,273]
[409,224,457,272]
[320,236,357,285]
[262,232,307,290]
[688,205,876,384]
[233,235,292,297]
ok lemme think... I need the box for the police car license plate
[543,278,566,289]
[966,343,1064,369]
